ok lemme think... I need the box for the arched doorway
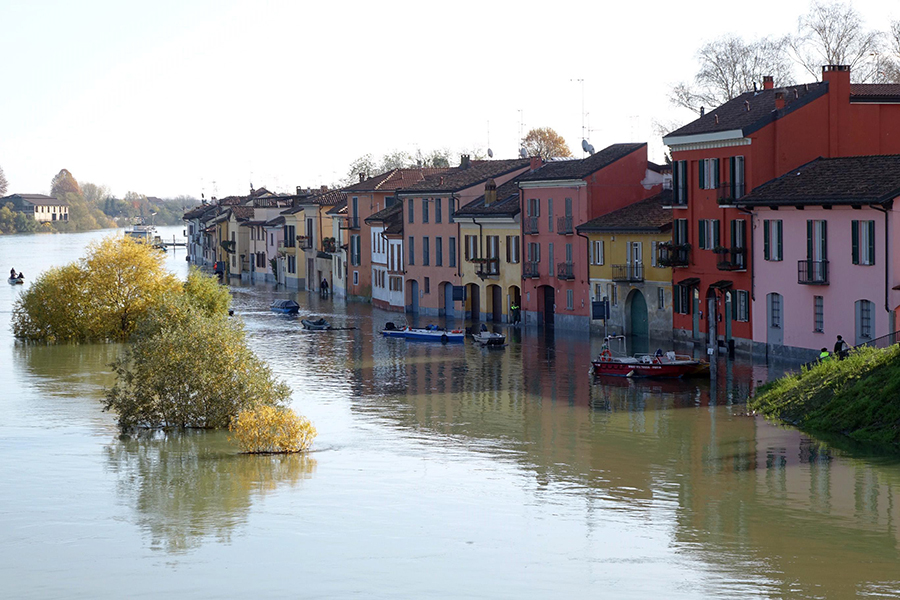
[442,281,454,318]
[626,289,649,355]
[467,283,481,322]
[488,285,502,322]
[508,285,521,324]
[407,279,419,314]
[539,285,555,325]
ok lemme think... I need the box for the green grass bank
[751,344,900,446]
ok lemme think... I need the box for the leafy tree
[378,150,414,172]
[103,305,291,429]
[182,266,232,317]
[344,153,377,185]
[792,1,883,83]
[230,406,317,453]
[670,34,795,114]
[0,164,8,197]
[50,168,82,199]
[12,236,182,342]
[521,127,573,159]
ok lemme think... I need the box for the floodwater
[1,227,900,599]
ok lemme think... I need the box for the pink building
[517,144,665,329]
[739,155,900,360]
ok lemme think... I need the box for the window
[353,271,359,285]
[852,220,876,265]
[814,296,824,332]
[425,276,430,294]
[658,287,665,310]
[486,236,499,261]
[729,156,745,199]
[807,220,827,261]
[422,199,429,223]
[858,299,874,339]
[609,283,618,307]
[730,219,746,268]
[591,240,604,265]
[287,255,296,274]
[673,160,688,205]
[763,219,783,261]
[422,236,430,266]
[436,237,443,266]
[408,200,414,224]
[465,235,477,261]
[651,241,658,267]
[350,234,360,266]
[284,225,296,248]
[408,236,415,265]
[548,243,554,277]
[674,219,689,245]
[769,293,782,328]
[528,242,540,263]
[566,289,574,310]
[506,235,520,263]
[548,198,554,232]
[698,158,720,190]
[449,237,456,268]
[673,285,690,314]
[435,198,442,223]
[528,197,540,217]
[736,290,749,322]
[698,219,720,250]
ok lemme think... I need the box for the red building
[662,66,900,353]
[517,143,664,329]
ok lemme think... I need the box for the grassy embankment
[751,344,900,446]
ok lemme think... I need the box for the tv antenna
[487,120,493,158]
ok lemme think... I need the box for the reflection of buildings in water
[105,430,316,554]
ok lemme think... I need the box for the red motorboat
[591,347,709,379]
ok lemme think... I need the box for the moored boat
[7,276,24,285]
[380,322,408,338]
[301,317,331,330]
[472,331,506,347]
[591,351,709,379]
[380,322,464,343]
[270,300,300,314]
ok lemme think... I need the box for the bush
[230,406,317,453]
[103,305,291,429]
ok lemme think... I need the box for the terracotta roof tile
[576,191,673,232]
[454,179,521,218]
[518,144,645,181]
[399,159,530,194]
[343,167,455,192]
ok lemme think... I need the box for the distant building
[3,194,69,222]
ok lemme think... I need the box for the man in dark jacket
[834,335,848,360]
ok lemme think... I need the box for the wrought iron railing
[798,259,829,285]
[524,217,539,235]
[612,263,644,282]
[717,182,745,204]
[523,261,540,278]
[657,243,690,267]
[557,262,575,280]
[557,216,573,235]
[716,247,747,271]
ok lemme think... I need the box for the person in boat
[16,271,22,280]
[655,348,664,358]
[10,267,16,279]
[480,323,488,333]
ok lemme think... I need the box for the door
[707,291,718,349]
[491,285,502,322]
[767,293,784,348]
[542,286,555,325]
[724,291,733,342]
[469,284,481,322]
[692,288,701,339]
[443,283,454,319]
[629,241,643,279]
[628,289,649,355]
[408,280,419,314]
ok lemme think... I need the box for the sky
[1,0,897,199]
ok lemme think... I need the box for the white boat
[472,331,506,347]
[125,223,164,249]
[380,322,464,343]
[8,276,24,285]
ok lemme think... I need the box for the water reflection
[105,430,316,554]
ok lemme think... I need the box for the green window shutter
[674,285,681,313]
[763,220,770,260]
[713,220,720,247]
[868,220,876,265]
[698,160,705,190]
[822,220,827,259]
[776,221,783,260]
[729,157,736,197]
[713,158,720,188]
[806,220,813,260]
[698,220,707,249]
[851,220,859,264]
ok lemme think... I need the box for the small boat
[8,276,24,285]
[592,351,709,379]
[403,325,465,343]
[380,322,408,338]
[301,317,330,330]
[472,330,506,347]
[270,300,300,314]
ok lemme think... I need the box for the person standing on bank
[819,348,832,362]
[321,277,329,296]
[834,335,849,360]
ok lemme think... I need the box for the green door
[630,289,649,355]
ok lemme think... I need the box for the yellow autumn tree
[230,405,317,453]
[521,127,573,159]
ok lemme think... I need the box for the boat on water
[590,336,709,379]
[270,300,300,314]
[301,317,331,330]
[125,223,165,250]
[8,276,24,285]
[472,329,506,347]
[380,322,464,343]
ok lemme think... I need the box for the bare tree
[670,34,795,114]
[521,128,572,159]
[0,165,8,197]
[792,1,883,82]
[878,20,900,82]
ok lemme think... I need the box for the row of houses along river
[1,225,899,598]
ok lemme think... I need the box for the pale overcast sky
[1,0,896,199]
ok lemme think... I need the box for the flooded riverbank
[1,227,899,598]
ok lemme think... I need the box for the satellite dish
[587,144,595,155]
[581,139,589,153]
[487,148,494,158]
[519,147,528,158]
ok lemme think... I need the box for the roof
[518,144,645,182]
[398,159,530,194]
[365,201,401,224]
[265,216,285,227]
[665,83,828,140]
[4,193,69,206]
[576,190,673,233]
[454,179,521,218]
[737,155,900,207]
[343,167,454,192]
[850,83,900,102]
[300,188,347,207]
[183,204,216,220]
[230,206,255,220]
[327,200,347,216]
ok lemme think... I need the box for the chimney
[296,186,302,195]
[774,90,785,110]
[320,185,328,192]
[358,172,366,183]
[763,75,774,90]
[530,156,542,171]
[700,106,705,116]
[744,100,751,112]
[484,178,497,207]
[459,154,470,170]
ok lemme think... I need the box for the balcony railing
[557,261,575,280]
[664,190,688,208]
[657,243,690,267]
[557,216,573,235]
[298,237,313,250]
[715,247,747,271]
[523,261,540,278]
[717,182,746,205]
[524,216,539,235]
[323,238,337,254]
[475,258,500,279]
[798,259,829,285]
[348,216,360,230]
[612,263,644,282]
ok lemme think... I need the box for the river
[1,226,899,599]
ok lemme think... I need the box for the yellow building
[575,191,673,350]
[455,179,523,323]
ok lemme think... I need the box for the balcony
[524,216,539,235]
[323,238,337,254]
[557,261,575,280]
[342,216,360,230]
[715,247,747,271]
[612,263,644,282]
[474,258,500,279]
[663,192,688,208]
[657,243,690,267]
[298,237,313,250]
[798,259,829,285]
[557,216,573,235]
[523,261,540,278]
[716,182,745,205]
